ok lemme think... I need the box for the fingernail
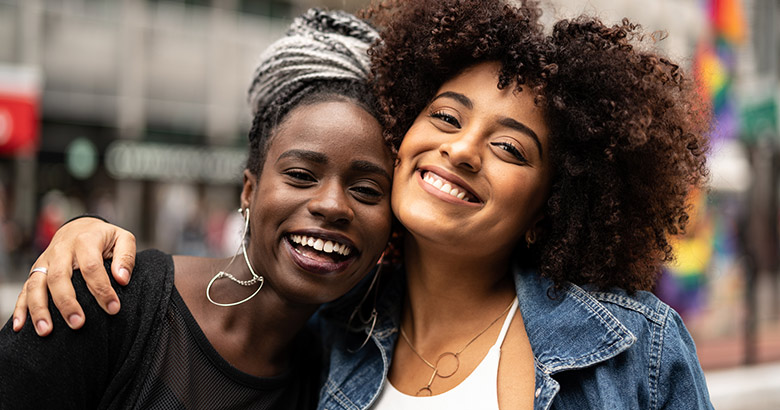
[107,300,120,315]
[68,314,83,328]
[118,268,130,282]
[35,320,49,335]
[12,317,20,331]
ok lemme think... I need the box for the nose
[439,129,482,172]
[307,180,354,225]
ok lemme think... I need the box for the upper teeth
[290,235,352,256]
[423,172,470,201]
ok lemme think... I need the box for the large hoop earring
[346,260,384,352]
[206,208,264,307]
[525,230,537,248]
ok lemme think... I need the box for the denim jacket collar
[319,266,637,410]
[514,268,637,373]
[513,268,637,409]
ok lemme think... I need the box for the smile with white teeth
[422,171,474,202]
[289,234,352,256]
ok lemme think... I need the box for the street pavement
[707,362,780,409]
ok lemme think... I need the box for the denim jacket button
[535,387,541,398]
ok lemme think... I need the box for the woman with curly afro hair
[17,0,713,409]
[345,0,712,408]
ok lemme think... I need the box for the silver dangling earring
[206,208,264,307]
[346,259,383,352]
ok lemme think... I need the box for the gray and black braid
[246,9,384,175]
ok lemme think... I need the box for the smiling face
[392,62,552,261]
[241,99,393,305]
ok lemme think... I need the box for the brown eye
[430,111,461,128]
[490,142,528,164]
[350,183,383,204]
[284,169,317,184]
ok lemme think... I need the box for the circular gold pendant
[416,386,433,396]
[434,352,460,378]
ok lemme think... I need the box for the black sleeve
[0,249,175,410]
[61,213,110,227]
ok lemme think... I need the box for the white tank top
[372,298,519,410]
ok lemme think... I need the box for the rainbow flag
[695,0,747,141]
[710,0,746,44]
[658,0,748,314]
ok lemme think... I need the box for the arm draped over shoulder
[0,249,175,409]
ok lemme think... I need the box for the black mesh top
[134,289,320,410]
[0,249,320,410]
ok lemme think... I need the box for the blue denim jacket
[316,266,713,410]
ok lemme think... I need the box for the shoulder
[513,269,712,408]
[0,249,176,409]
[587,288,703,361]
[586,288,713,409]
[134,248,174,270]
[108,248,175,329]
[110,249,175,304]
[125,248,174,285]
[65,248,175,342]
[586,288,696,363]
[588,288,674,329]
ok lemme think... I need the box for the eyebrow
[278,149,391,181]
[432,91,543,157]
[498,117,543,157]
[431,91,473,109]
[351,159,392,181]
[278,149,327,164]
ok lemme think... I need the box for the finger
[12,285,29,331]
[14,256,47,331]
[47,259,85,329]
[109,230,136,286]
[74,239,120,315]
[25,272,53,337]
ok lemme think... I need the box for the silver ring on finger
[29,267,48,278]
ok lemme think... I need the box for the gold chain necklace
[399,298,515,396]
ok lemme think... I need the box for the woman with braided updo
[1,9,394,410]
[12,0,714,408]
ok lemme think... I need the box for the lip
[416,166,483,207]
[283,229,358,275]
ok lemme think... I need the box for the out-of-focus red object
[0,94,38,154]
[0,65,41,156]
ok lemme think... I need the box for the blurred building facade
[0,0,367,269]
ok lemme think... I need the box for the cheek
[391,136,425,210]
[360,204,393,255]
[396,122,429,159]
[253,184,299,227]
[390,182,405,220]
[492,172,548,225]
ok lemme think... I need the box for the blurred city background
[0,0,777,408]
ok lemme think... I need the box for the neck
[175,255,319,377]
[401,234,517,338]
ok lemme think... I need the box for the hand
[13,217,137,336]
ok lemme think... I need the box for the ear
[526,211,546,237]
[240,169,258,211]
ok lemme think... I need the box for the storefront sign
[106,140,246,184]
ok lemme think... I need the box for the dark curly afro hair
[362,0,547,149]
[364,0,710,292]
